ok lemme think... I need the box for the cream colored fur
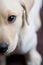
[0,0,42,65]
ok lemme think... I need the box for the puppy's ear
[20,0,34,27]
[21,0,34,12]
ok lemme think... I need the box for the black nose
[0,42,8,54]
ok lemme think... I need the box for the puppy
[0,0,42,65]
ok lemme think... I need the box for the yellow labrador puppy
[0,0,42,65]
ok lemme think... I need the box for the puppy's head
[0,0,34,55]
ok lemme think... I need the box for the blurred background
[7,2,43,65]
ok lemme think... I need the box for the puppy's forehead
[0,0,22,15]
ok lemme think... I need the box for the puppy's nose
[0,42,8,54]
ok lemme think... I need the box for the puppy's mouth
[0,35,18,55]
[0,41,18,56]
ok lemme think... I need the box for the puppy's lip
[0,49,8,54]
[4,50,14,56]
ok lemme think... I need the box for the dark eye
[8,15,16,23]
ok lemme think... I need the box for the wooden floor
[7,6,43,65]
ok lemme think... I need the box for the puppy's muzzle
[0,42,8,54]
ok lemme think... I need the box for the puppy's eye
[8,15,16,23]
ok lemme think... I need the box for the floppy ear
[20,0,34,27]
[21,0,34,12]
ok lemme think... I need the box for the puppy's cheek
[6,34,18,54]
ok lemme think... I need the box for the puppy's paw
[26,54,42,65]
